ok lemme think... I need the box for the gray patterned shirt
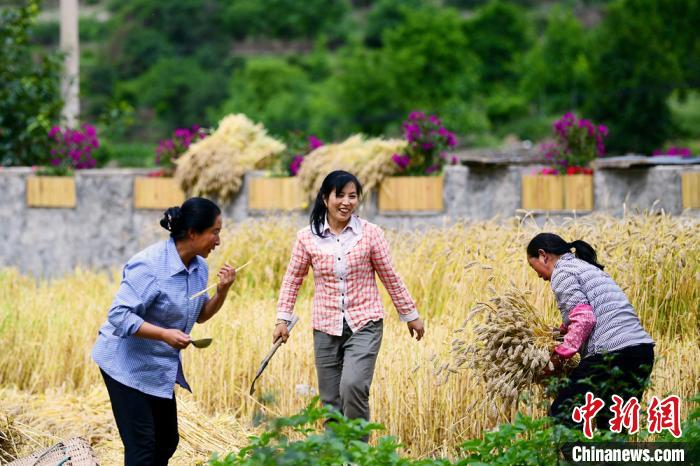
[550,253,654,358]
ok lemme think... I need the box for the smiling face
[191,214,222,258]
[527,250,556,281]
[324,182,358,227]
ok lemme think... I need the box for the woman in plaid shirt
[273,170,425,424]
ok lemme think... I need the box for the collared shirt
[277,215,419,336]
[92,238,209,399]
[551,253,654,358]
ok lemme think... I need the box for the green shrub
[0,1,63,167]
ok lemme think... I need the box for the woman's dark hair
[526,232,604,270]
[310,171,363,237]
[160,197,221,240]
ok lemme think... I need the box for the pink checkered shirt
[277,218,419,335]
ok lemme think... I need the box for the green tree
[587,0,682,154]
[336,44,400,135]
[110,0,226,57]
[336,6,484,136]
[464,0,533,88]
[222,0,352,41]
[363,0,431,48]
[214,57,314,135]
[117,58,228,138]
[0,1,63,166]
[657,0,700,95]
[520,6,591,113]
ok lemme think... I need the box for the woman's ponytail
[527,233,605,270]
[569,239,604,270]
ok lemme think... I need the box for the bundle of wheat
[297,134,406,197]
[175,114,285,202]
[446,289,575,404]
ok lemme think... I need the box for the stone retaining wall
[1,163,697,277]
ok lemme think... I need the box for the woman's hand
[540,352,564,378]
[160,329,191,349]
[216,263,237,294]
[273,321,290,343]
[407,318,425,341]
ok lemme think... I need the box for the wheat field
[1,212,698,464]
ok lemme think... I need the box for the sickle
[250,315,299,395]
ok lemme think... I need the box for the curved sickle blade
[249,315,299,395]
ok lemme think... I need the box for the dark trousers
[550,343,654,431]
[101,369,179,466]
[313,319,383,422]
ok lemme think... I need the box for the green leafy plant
[0,1,63,167]
[208,397,414,466]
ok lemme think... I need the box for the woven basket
[6,437,98,466]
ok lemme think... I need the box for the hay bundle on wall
[175,114,285,202]
[297,135,406,197]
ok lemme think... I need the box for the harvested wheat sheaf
[175,114,286,202]
[297,134,406,198]
[446,288,577,404]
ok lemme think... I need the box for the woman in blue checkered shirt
[92,197,236,466]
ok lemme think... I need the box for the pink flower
[391,153,410,170]
[308,135,324,150]
[289,155,305,176]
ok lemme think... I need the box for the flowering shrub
[652,146,693,157]
[43,124,100,175]
[274,131,324,177]
[540,112,607,174]
[154,125,208,176]
[391,111,458,176]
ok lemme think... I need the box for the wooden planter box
[133,177,185,209]
[522,174,593,211]
[248,177,306,211]
[378,176,444,212]
[26,176,76,208]
[681,171,700,209]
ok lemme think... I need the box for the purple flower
[424,164,440,174]
[403,123,421,143]
[422,142,434,151]
[451,156,459,165]
[289,155,305,176]
[48,126,60,138]
[308,135,324,151]
[50,158,62,166]
[391,153,410,170]
[408,111,426,121]
[428,115,442,126]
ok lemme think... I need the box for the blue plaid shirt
[92,238,209,398]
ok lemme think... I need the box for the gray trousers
[313,319,383,421]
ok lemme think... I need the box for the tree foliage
[520,6,591,113]
[587,0,682,154]
[222,0,352,41]
[0,0,63,166]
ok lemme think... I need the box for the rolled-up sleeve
[370,227,419,322]
[109,260,160,337]
[276,233,311,321]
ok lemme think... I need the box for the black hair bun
[160,207,182,232]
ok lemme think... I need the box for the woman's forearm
[134,321,165,341]
[197,290,228,323]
